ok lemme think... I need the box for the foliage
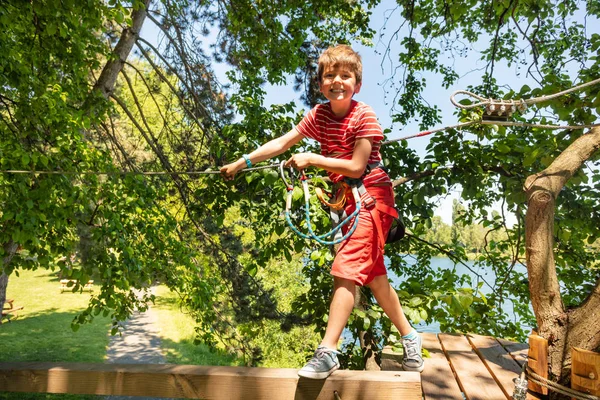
[2,0,599,382]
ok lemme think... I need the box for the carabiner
[279,160,297,191]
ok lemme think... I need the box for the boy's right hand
[220,159,245,181]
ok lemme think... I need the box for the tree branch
[90,0,151,101]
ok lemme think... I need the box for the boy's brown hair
[317,44,363,85]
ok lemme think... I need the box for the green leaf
[496,143,511,153]
[363,317,371,330]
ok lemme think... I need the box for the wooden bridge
[383,332,528,399]
[0,332,532,399]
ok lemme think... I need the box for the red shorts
[331,184,395,286]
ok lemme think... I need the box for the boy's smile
[319,66,361,116]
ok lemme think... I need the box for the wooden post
[571,347,600,399]
[527,334,548,399]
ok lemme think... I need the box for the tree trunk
[524,126,600,395]
[355,287,380,371]
[0,241,20,322]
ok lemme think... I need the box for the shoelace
[308,348,332,366]
[403,338,420,361]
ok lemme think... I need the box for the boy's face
[319,66,361,103]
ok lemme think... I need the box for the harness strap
[330,162,398,246]
[354,181,398,246]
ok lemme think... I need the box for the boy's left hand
[285,153,315,170]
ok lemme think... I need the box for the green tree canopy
[1,1,599,392]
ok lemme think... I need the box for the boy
[221,44,423,379]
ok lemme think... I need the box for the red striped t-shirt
[295,100,391,187]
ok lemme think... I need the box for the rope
[281,161,360,245]
[3,118,596,178]
[382,121,477,145]
[450,76,600,117]
[0,163,280,176]
[482,120,600,130]
[524,363,600,400]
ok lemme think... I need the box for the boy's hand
[220,159,245,181]
[285,153,315,170]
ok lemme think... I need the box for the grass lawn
[152,285,241,366]
[0,269,240,399]
[0,268,111,400]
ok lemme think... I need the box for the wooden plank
[467,334,522,399]
[0,362,422,400]
[438,333,507,400]
[571,347,600,397]
[497,338,528,367]
[527,334,548,396]
[420,333,464,400]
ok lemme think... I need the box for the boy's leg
[298,276,355,379]
[368,275,424,372]
[367,275,412,334]
[321,276,356,348]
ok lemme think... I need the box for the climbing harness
[281,160,404,246]
[280,161,361,245]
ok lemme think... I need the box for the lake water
[386,255,531,333]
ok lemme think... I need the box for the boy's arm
[285,137,373,179]
[221,128,305,180]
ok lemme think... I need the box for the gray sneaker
[298,346,340,379]
[402,333,424,372]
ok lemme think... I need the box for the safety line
[451,76,600,111]
[0,164,279,176]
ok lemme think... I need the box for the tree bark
[91,0,151,101]
[0,241,20,322]
[355,287,380,371]
[524,127,600,388]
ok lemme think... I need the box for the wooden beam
[571,347,600,398]
[381,333,465,399]
[466,334,522,399]
[527,334,548,397]
[420,333,464,400]
[496,338,528,367]
[0,362,421,400]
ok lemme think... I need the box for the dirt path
[104,289,177,400]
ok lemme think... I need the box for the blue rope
[280,161,360,245]
[283,191,360,245]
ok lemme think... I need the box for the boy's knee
[366,274,388,291]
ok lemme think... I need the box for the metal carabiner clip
[279,160,297,191]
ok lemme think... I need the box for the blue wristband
[242,154,252,168]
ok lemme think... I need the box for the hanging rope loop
[450,90,528,118]
[280,162,361,245]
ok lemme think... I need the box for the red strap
[361,191,398,246]
[367,207,387,246]
[375,202,398,219]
